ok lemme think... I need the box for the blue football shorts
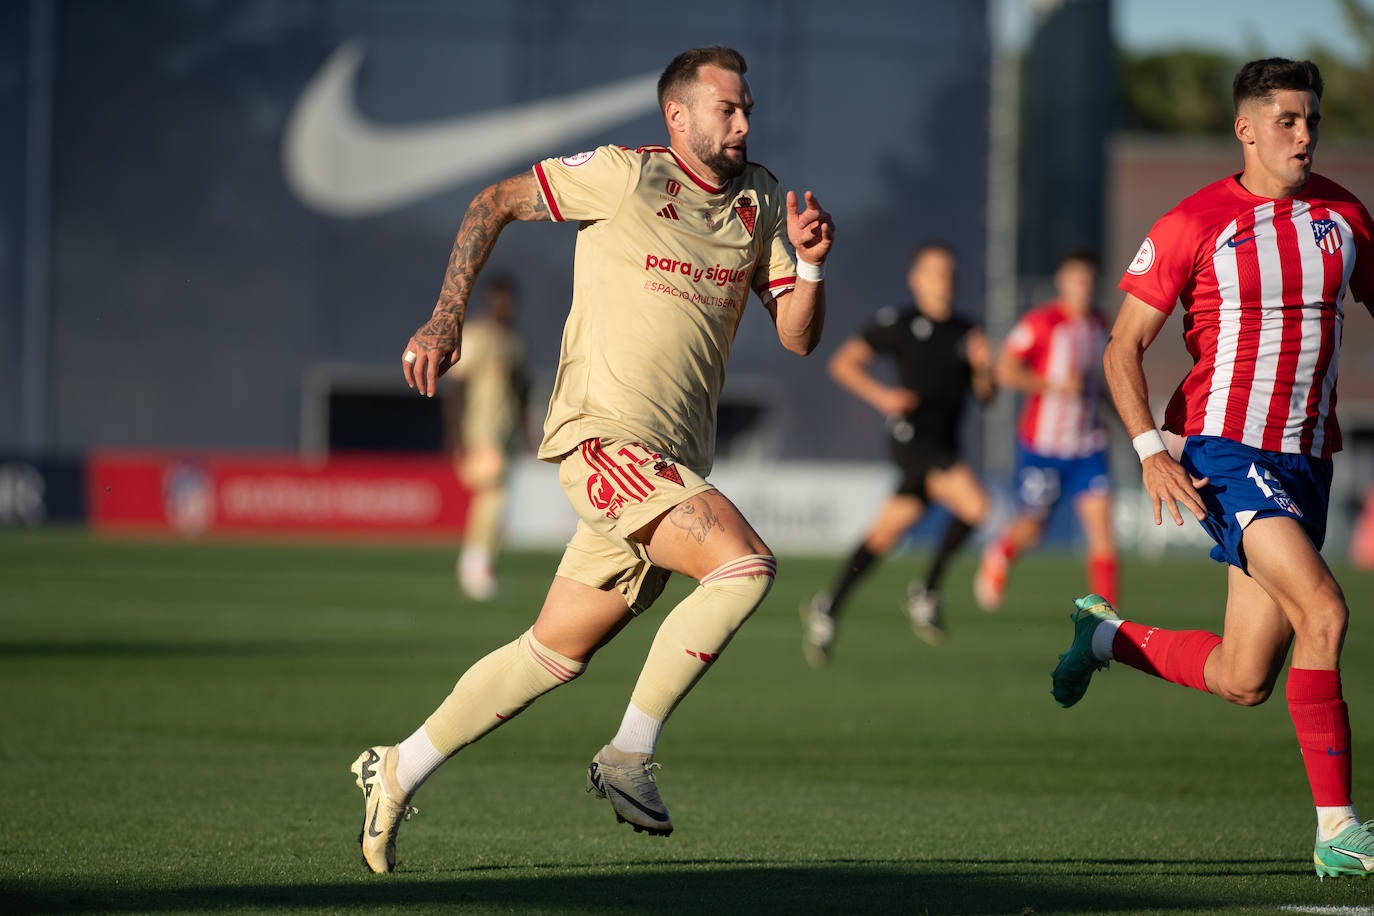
[1014,444,1111,514]
[1178,434,1332,572]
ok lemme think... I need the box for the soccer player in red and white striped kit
[1050,58,1374,878]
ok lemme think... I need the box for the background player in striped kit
[1050,58,1374,879]
[350,46,834,873]
[801,242,994,660]
[974,249,1118,611]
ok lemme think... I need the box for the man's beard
[693,134,746,180]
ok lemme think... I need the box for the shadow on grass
[0,637,420,660]
[0,858,1314,914]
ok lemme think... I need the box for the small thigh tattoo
[668,497,724,545]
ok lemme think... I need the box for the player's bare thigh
[862,494,926,553]
[1205,516,1345,704]
[925,462,988,525]
[638,489,771,581]
[1237,515,1347,669]
[531,574,636,662]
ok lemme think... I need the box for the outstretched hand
[786,190,834,270]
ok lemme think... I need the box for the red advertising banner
[89,450,471,539]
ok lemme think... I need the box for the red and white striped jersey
[1121,173,1374,458]
[1003,301,1109,458]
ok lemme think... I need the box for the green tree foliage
[1117,49,1236,135]
[1117,0,1374,139]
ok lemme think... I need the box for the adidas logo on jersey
[656,203,680,220]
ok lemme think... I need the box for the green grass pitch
[2,528,1372,914]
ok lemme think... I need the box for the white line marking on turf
[1280,907,1374,915]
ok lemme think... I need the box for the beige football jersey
[532,144,798,474]
[448,316,526,452]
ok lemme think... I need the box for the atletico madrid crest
[734,196,757,236]
[1311,218,1343,255]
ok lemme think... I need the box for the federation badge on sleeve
[1126,237,1155,275]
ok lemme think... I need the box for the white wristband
[1132,429,1167,462]
[796,259,824,283]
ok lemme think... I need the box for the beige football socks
[628,554,776,722]
[422,628,585,758]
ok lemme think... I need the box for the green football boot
[1315,821,1374,879]
[1050,594,1121,708]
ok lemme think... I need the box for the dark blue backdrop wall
[0,0,991,459]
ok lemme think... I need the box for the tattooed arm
[402,171,551,397]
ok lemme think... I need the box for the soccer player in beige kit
[442,274,528,601]
[351,46,835,872]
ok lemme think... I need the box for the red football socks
[1287,667,1353,807]
[1111,622,1221,694]
[1087,554,1118,606]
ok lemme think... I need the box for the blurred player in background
[974,249,1118,611]
[442,274,529,601]
[801,243,993,662]
[1050,58,1374,878]
[351,46,834,873]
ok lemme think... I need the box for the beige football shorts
[555,437,714,613]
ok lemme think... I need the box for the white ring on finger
[404,351,417,364]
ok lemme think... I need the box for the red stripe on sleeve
[532,163,564,222]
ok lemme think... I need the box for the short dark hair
[1055,247,1099,271]
[1233,58,1323,114]
[910,241,955,268]
[658,46,748,109]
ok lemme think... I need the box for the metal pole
[983,0,1023,478]
[20,0,55,456]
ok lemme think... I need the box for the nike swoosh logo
[1327,746,1350,756]
[1227,234,1257,248]
[608,785,671,823]
[283,41,659,217]
[367,803,385,838]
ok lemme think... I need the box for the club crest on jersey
[1311,218,1343,255]
[652,460,684,486]
[734,196,757,236]
[665,178,682,197]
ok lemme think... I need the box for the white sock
[610,702,663,756]
[394,725,447,795]
[1091,617,1124,661]
[460,545,490,574]
[1316,804,1360,842]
